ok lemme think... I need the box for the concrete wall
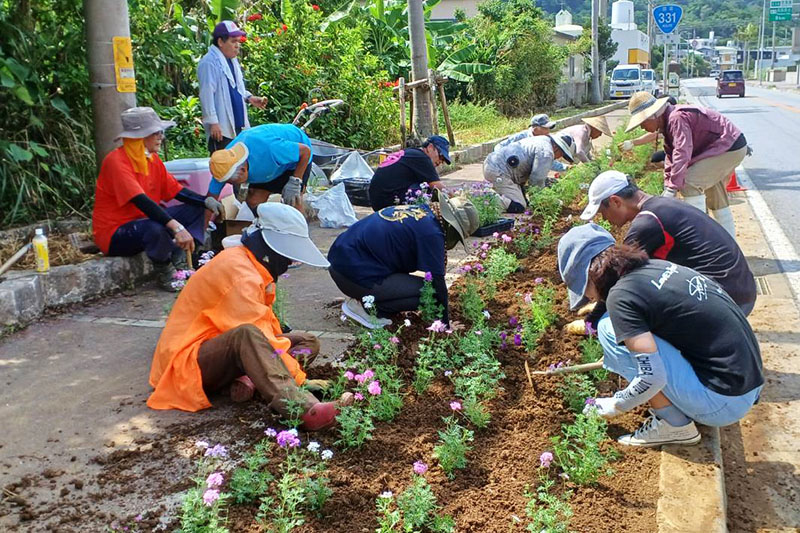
[430,0,480,19]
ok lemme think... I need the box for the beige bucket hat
[438,191,480,250]
[626,92,671,132]
[115,107,176,141]
[582,115,612,137]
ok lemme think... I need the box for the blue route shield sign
[653,5,683,34]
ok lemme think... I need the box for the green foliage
[520,286,558,353]
[180,486,230,533]
[433,417,474,479]
[485,248,519,286]
[419,277,444,324]
[524,478,573,533]
[465,182,503,227]
[551,413,616,485]
[376,478,455,533]
[336,403,376,448]
[458,276,488,327]
[229,440,274,504]
[462,395,492,429]
[558,373,597,414]
[579,336,609,381]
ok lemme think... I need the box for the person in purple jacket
[625,92,748,238]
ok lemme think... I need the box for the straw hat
[582,116,612,137]
[625,92,671,132]
[210,143,249,182]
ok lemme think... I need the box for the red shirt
[92,147,183,253]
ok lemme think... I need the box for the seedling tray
[472,217,514,237]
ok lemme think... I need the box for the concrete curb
[0,253,153,329]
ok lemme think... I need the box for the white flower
[307,441,321,453]
[444,370,453,377]
[340,314,347,322]
[288,428,299,437]
[321,449,334,460]
[404,319,411,327]
[362,295,375,309]
[379,491,393,499]
[482,310,490,319]
[195,440,209,449]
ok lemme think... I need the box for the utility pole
[86,0,137,167]
[590,0,602,104]
[407,0,433,138]
[756,0,766,84]
[771,21,777,69]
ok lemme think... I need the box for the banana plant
[206,0,240,31]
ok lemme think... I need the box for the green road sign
[769,0,792,21]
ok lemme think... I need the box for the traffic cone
[726,171,747,192]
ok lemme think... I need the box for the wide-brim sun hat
[210,143,250,182]
[115,106,176,141]
[550,134,576,164]
[438,191,480,250]
[557,223,616,310]
[249,202,329,268]
[626,92,671,132]
[582,116,612,137]
[580,170,630,221]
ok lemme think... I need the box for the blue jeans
[108,204,205,263]
[597,315,762,427]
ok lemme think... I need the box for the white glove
[661,186,678,198]
[204,196,225,218]
[621,140,634,151]
[583,397,623,418]
[282,177,303,205]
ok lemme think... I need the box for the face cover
[242,230,292,279]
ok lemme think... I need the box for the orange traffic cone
[726,171,747,192]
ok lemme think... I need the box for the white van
[610,64,644,99]
[641,69,658,95]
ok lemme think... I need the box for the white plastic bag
[313,183,358,228]
[330,152,374,184]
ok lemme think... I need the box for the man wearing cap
[368,136,450,212]
[625,91,747,237]
[328,192,479,328]
[198,20,267,155]
[569,170,756,334]
[482,134,576,213]
[92,107,225,291]
[495,113,557,149]
[208,123,313,212]
[558,223,763,447]
[557,116,613,163]
[148,203,352,430]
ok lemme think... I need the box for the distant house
[553,11,588,107]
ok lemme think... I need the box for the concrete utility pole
[407,0,433,138]
[86,0,137,167]
[756,0,766,83]
[771,21,777,69]
[590,0,603,104]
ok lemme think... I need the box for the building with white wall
[609,0,650,66]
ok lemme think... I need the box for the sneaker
[230,375,255,403]
[617,410,701,447]
[341,298,392,329]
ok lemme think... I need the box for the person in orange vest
[147,203,351,430]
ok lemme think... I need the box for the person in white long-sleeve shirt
[198,21,267,155]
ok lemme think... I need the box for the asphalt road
[683,78,800,250]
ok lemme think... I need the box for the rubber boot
[711,207,736,238]
[683,193,707,213]
[300,393,354,431]
[171,247,189,271]
[153,261,178,292]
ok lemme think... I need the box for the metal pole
[663,40,668,97]
[590,0,602,104]
[771,21,777,69]
[407,0,433,137]
[85,0,137,167]
[756,0,766,84]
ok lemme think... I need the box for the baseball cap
[210,143,249,182]
[557,223,615,310]
[213,20,246,40]
[426,135,451,165]
[249,203,329,268]
[531,114,556,129]
[580,170,630,220]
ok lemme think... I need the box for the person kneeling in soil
[557,224,763,447]
[368,135,449,212]
[92,107,225,292]
[557,116,613,163]
[147,203,351,431]
[565,170,756,334]
[482,133,576,214]
[328,192,479,329]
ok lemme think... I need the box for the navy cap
[427,135,451,165]
[557,223,615,310]
[213,20,246,40]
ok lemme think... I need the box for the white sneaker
[342,298,392,329]
[617,410,701,447]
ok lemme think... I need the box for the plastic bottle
[32,228,49,273]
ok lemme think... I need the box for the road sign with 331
[653,4,683,34]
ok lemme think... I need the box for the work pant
[245,164,313,210]
[597,316,761,427]
[196,324,319,417]
[329,267,424,318]
[108,204,205,263]
[681,146,747,210]
[482,160,526,211]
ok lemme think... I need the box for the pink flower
[539,451,554,468]
[480,252,487,259]
[367,380,382,395]
[524,292,533,304]
[492,232,499,238]
[462,264,472,272]
[354,392,364,401]
[474,263,484,272]
[534,277,544,284]
[373,343,383,350]
[344,371,355,380]
[355,373,367,384]
[475,330,482,335]
[206,472,224,488]
[389,336,400,344]
[501,234,512,243]
[424,271,433,282]
[203,488,220,506]
[363,369,375,380]
[450,401,462,411]
[427,320,447,333]
[276,430,301,448]
[585,397,596,406]
[481,242,490,251]
[413,461,429,475]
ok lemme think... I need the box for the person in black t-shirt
[369,136,451,211]
[558,224,763,447]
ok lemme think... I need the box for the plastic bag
[313,183,358,228]
[330,152,374,184]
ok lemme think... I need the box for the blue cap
[427,135,451,165]
[557,223,615,310]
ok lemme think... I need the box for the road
[683,78,800,249]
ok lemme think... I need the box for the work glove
[661,186,678,198]
[621,140,634,151]
[204,196,225,218]
[565,319,587,336]
[583,397,623,418]
[576,302,596,317]
[282,177,303,206]
[305,379,330,393]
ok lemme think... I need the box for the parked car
[716,70,745,98]
[641,69,658,95]
[710,69,720,79]
[610,64,644,99]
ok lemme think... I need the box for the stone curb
[0,253,153,329]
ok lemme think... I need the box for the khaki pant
[681,146,747,210]
[483,160,526,211]
[197,325,318,416]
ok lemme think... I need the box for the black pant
[108,204,205,263]
[329,268,424,318]
[208,135,234,155]
[248,163,313,194]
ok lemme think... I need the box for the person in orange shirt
[148,203,351,431]
[92,107,225,291]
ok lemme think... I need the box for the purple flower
[413,461,429,475]
[444,370,453,377]
[134,514,143,522]
[472,241,480,248]
[480,252,487,259]
[585,322,598,336]
[424,271,433,282]
[354,392,364,401]
[265,428,277,437]
[509,316,518,327]
[203,488,220,506]
[539,451,554,468]
[427,320,447,333]
[534,277,544,284]
[500,331,507,340]
[534,227,541,235]
[585,397,597,406]
[204,444,228,458]
[524,292,533,304]
[367,380,382,395]
[500,342,507,349]
[389,336,400,344]
[513,334,522,346]
[462,264,472,272]
[276,430,301,448]
[481,242,490,251]
[524,210,531,216]
[355,373,367,384]
[450,401,462,411]
[501,234,512,243]
[344,371,355,380]
[363,369,375,380]
[373,343,383,350]
[280,273,291,279]
[206,472,224,489]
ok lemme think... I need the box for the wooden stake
[437,75,456,147]
[186,249,194,270]
[0,243,31,278]
[530,360,604,376]
[428,69,440,135]
[524,360,534,390]
[398,77,407,147]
